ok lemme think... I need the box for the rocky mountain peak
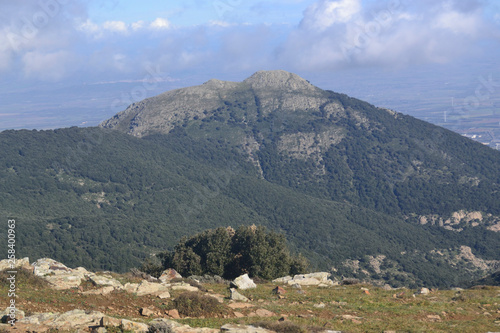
[243,70,316,91]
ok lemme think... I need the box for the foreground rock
[230,288,250,302]
[273,272,335,287]
[220,323,275,332]
[16,309,106,331]
[231,274,257,290]
[32,258,89,290]
[158,268,182,283]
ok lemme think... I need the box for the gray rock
[1,307,25,323]
[285,272,332,286]
[220,324,274,332]
[0,257,30,271]
[32,258,88,290]
[230,288,249,302]
[158,268,182,283]
[231,274,256,290]
[136,280,171,296]
[86,273,123,289]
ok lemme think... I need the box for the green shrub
[159,225,309,280]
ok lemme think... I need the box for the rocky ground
[0,258,499,332]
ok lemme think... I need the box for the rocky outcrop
[273,272,335,287]
[15,309,106,332]
[32,258,89,290]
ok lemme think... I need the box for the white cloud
[131,20,145,31]
[279,0,496,70]
[208,20,233,27]
[300,0,362,31]
[150,18,171,30]
[22,50,76,81]
[102,21,128,33]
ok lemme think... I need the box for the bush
[159,225,309,280]
[173,292,227,317]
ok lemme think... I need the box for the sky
[1,0,500,131]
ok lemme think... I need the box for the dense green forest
[0,125,498,287]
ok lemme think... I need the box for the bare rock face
[100,70,330,138]
[32,258,88,290]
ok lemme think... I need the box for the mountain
[2,70,500,288]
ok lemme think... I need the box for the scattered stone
[157,291,171,299]
[230,288,250,302]
[166,309,181,319]
[427,315,441,321]
[120,319,149,332]
[171,283,199,292]
[291,283,302,289]
[382,284,393,291]
[363,290,370,295]
[228,302,254,309]
[136,280,171,296]
[86,273,123,288]
[158,268,182,283]
[285,272,331,286]
[92,327,107,333]
[419,288,430,295]
[123,282,140,293]
[220,324,274,332]
[272,276,293,284]
[341,314,362,321]
[140,307,155,317]
[100,316,121,327]
[273,286,286,295]
[314,303,326,308]
[231,274,257,290]
[1,307,25,323]
[318,281,337,287]
[255,309,275,317]
[233,311,245,318]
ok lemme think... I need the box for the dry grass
[0,270,498,333]
[172,291,228,318]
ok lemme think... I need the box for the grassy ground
[0,269,499,332]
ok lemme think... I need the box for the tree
[157,225,308,279]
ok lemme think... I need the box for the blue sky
[1,0,500,130]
